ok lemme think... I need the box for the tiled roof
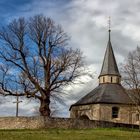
[71,84,133,107]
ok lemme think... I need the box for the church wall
[99,104,140,124]
[70,104,100,120]
[70,104,140,125]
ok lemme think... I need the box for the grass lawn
[0,128,140,140]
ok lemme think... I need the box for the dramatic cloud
[0,0,140,117]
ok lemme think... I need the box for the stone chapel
[70,29,140,125]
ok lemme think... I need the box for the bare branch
[0,15,92,116]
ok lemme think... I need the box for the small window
[103,77,105,82]
[136,114,139,121]
[111,77,113,83]
[112,107,119,118]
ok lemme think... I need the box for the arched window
[112,107,119,118]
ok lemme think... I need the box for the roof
[99,31,121,77]
[70,84,133,108]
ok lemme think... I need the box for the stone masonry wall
[70,104,100,120]
[70,104,140,125]
[0,116,139,129]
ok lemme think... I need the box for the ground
[0,128,140,140]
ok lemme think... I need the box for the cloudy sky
[0,0,140,117]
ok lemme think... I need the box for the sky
[0,0,140,117]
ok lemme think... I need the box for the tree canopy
[0,15,87,116]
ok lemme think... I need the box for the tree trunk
[39,96,50,117]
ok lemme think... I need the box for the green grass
[0,128,140,140]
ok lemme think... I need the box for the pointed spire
[109,30,111,41]
[99,19,121,78]
[108,16,111,41]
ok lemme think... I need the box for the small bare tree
[0,15,87,117]
[121,46,140,122]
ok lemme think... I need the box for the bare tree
[0,15,88,116]
[121,46,140,120]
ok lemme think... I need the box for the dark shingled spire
[99,30,121,77]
